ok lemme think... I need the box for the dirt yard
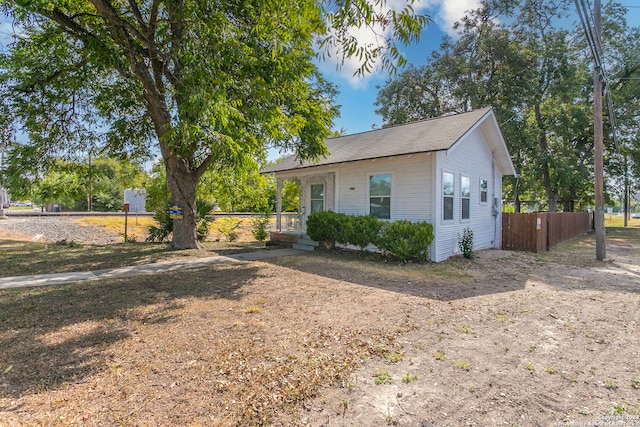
[1,227,639,426]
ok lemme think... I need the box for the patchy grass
[453,361,471,371]
[0,262,406,426]
[605,214,640,228]
[269,248,474,288]
[457,326,477,335]
[74,215,156,241]
[373,370,392,385]
[0,238,271,277]
[75,215,262,243]
[433,351,447,361]
[0,240,221,277]
[0,240,172,276]
[1,225,640,425]
[402,372,418,383]
[386,351,404,364]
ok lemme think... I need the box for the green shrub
[147,205,173,242]
[218,218,242,242]
[307,212,434,261]
[345,214,384,250]
[147,200,214,243]
[306,211,346,246]
[458,226,474,258]
[378,220,434,261]
[333,213,352,245]
[251,212,271,243]
[196,200,215,242]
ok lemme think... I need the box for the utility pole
[593,0,606,260]
[88,152,93,212]
[0,145,6,219]
[624,156,629,227]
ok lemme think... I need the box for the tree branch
[127,0,148,32]
[91,0,150,49]
[14,59,89,94]
[48,8,99,44]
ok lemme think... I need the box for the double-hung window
[310,184,324,214]
[461,175,470,220]
[369,174,391,219]
[480,179,488,203]
[443,172,454,221]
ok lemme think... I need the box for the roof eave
[261,150,444,175]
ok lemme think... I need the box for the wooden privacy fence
[502,212,594,253]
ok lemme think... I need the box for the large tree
[375,0,638,212]
[598,3,640,213]
[0,0,428,248]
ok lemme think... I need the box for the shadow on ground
[0,264,259,399]
[267,227,640,301]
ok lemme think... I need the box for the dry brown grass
[73,215,156,241]
[0,262,408,426]
[1,227,640,425]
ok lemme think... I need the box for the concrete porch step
[292,236,320,252]
[296,238,319,247]
[292,243,315,251]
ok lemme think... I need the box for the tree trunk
[563,198,575,212]
[534,104,558,212]
[165,156,202,250]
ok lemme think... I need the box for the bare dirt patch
[1,228,639,426]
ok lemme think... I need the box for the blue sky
[317,0,478,135]
[1,1,639,152]
[318,0,640,136]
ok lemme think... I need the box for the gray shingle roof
[263,107,495,173]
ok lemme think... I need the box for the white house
[263,107,516,262]
[123,188,147,213]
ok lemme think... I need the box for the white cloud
[318,0,480,90]
[433,0,481,34]
[317,3,400,90]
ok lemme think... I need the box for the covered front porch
[273,171,335,233]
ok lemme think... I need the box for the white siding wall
[274,132,508,264]
[432,130,503,262]
[274,153,433,225]
[336,154,433,222]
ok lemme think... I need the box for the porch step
[292,243,315,251]
[292,237,319,252]
[296,238,319,247]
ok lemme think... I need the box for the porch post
[326,172,335,211]
[276,178,283,231]
[299,176,308,232]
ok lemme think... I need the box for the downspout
[492,153,498,248]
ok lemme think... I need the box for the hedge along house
[262,107,516,262]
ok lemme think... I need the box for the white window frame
[479,178,488,204]
[442,171,454,222]
[461,175,470,221]
[310,183,324,214]
[368,173,392,220]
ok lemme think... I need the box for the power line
[574,0,621,151]
[575,0,602,70]
[576,0,607,260]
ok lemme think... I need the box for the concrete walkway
[0,248,302,290]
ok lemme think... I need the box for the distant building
[0,186,7,212]
[124,188,147,213]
